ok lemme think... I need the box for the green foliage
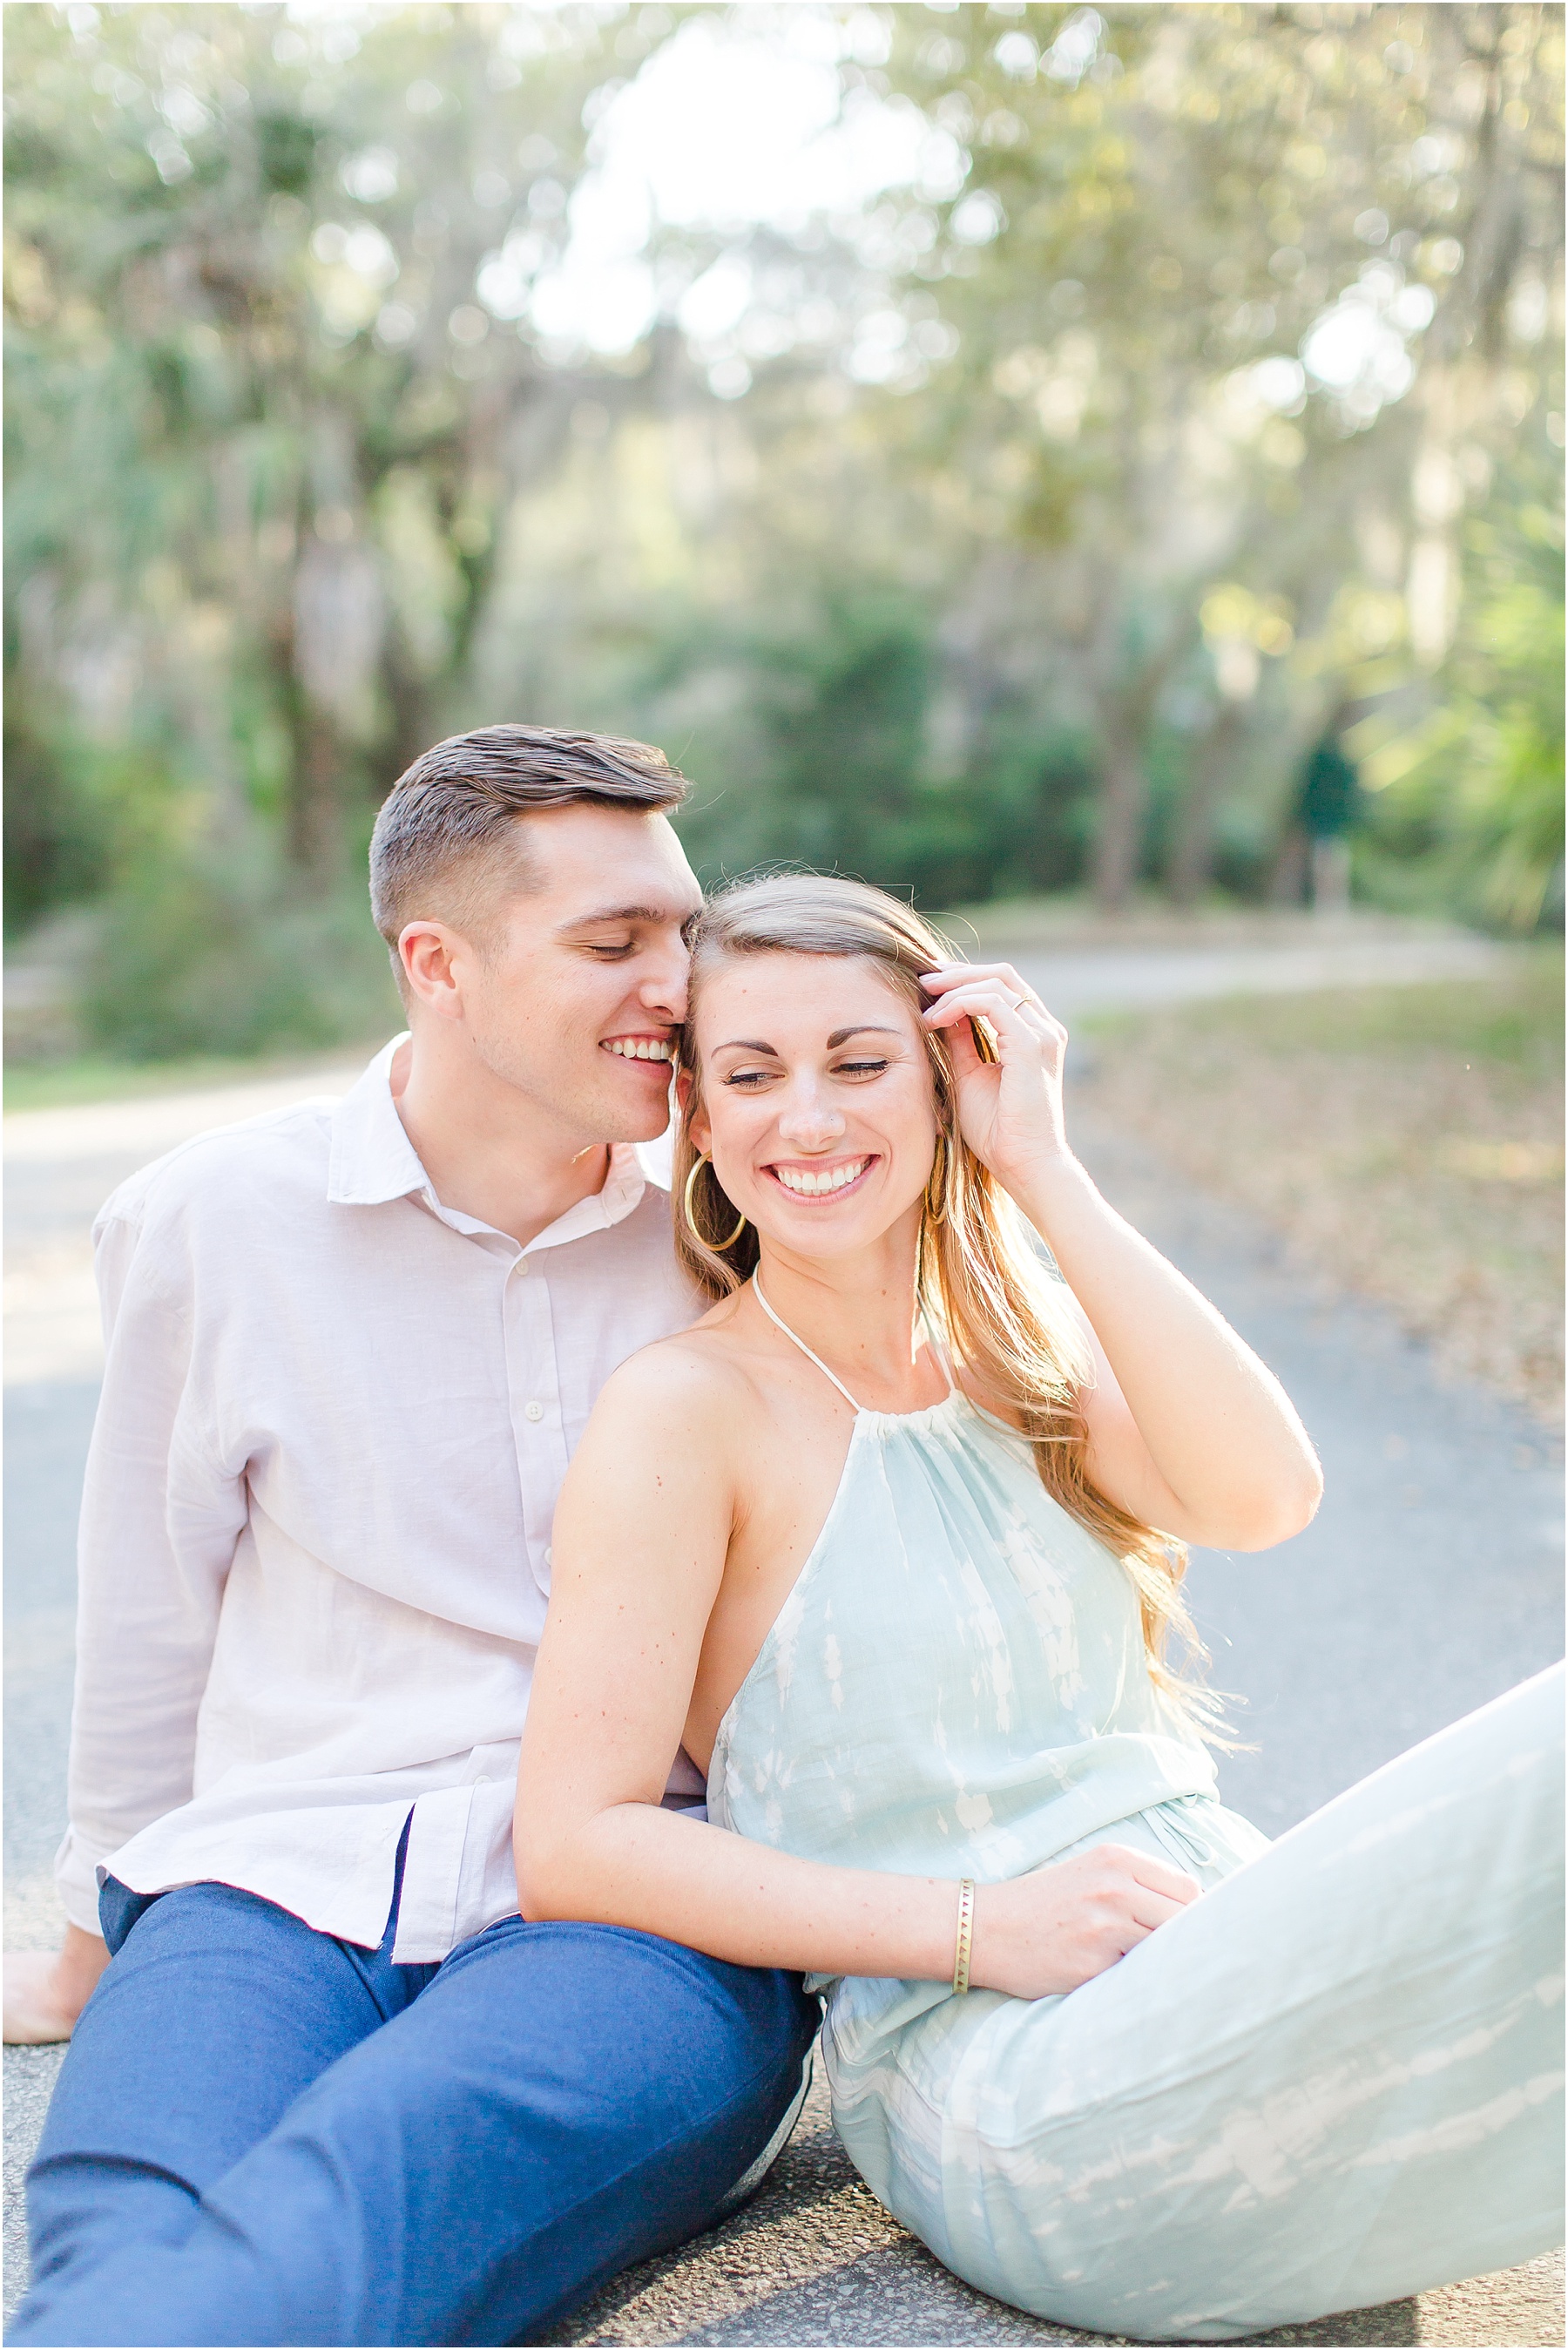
[1362,441,1565,933]
[3,691,111,931]
[80,843,399,1061]
[875,3,1565,904]
[4,3,1564,1060]
[672,593,1094,903]
[4,0,612,908]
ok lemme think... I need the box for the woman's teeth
[773,1158,869,1197]
[605,1039,673,1062]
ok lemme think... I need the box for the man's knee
[26,2154,200,2295]
[21,1878,395,2323]
[11,1922,820,2350]
[435,1917,817,2127]
[352,1917,817,2243]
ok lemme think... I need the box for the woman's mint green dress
[707,1283,1565,2341]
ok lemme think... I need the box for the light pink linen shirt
[56,1038,702,1962]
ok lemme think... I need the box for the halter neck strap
[751,1277,956,1415]
[752,1277,865,1413]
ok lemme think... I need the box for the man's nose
[638,936,690,1021]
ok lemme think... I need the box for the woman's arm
[922,965,1323,1552]
[517,1348,1198,1995]
[1024,1163,1321,1548]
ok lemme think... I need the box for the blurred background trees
[5,1,1563,1059]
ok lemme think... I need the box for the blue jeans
[11,1863,820,2347]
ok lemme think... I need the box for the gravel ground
[4,952,1562,2345]
[549,2066,1566,2348]
[1079,964,1565,1426]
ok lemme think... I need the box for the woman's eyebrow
[713,1025,902,1054]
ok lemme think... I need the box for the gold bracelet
[952,1879,976,1996]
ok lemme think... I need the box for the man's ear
[399,921,470,1021]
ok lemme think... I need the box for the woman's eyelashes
[718,1055,892,1090]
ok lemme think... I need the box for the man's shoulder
[98,1094,341,1239]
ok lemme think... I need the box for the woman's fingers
[1126,1884,1199,1935]
[1097,1845,1200,1906]
[979,1845,1204,1996]
[1125,1849,1202,1905]
[922,959,1049,1011]
[923,964,1064,1029]
[1091,1844,1201,1942]
[921,982,1061,1050]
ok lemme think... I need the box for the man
[7,727,820,2347]
[1295,722,1362,917]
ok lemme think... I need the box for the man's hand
[4,1927,111,2043]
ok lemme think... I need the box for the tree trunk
[1268,826,1309,907]
[269,603,344,887]
[1092,711,1147,910]
[380,640,431,806]
[1167,701,1246,905]
[1086,586,1203,910]
[287,714,346,883]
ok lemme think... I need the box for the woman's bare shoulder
[591,1295,767,1439]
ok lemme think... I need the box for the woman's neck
[749,1222,945,1412]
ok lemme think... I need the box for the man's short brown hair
[368,724,689,962]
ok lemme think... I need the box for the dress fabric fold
[708,1386,1565,2341]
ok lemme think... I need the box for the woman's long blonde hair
[674,872,1224,1737]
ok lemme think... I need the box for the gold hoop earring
[924,1134,949,1227]
[683,1154,747,1252]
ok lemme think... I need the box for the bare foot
[4,1952,78,2042]
[4,1930,110,2043]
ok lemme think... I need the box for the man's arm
[4,1198,247,2042]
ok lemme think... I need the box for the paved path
[1005,927,1515,1020]
[4,939,1561,2342]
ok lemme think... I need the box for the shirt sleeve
[54,1197,248,1934]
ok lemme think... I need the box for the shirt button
[524,1401,544,1423]
[544,1546,553,1566]
[516,1256,530,1277]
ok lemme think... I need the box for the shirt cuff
[54,1827,113,1939]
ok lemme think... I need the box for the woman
[517,874,1563,2342]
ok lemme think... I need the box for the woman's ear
[675,1067,713,1155]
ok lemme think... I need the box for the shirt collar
[327,1034,664,1251]
[328,1037,428,1209]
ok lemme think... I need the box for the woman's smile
[765,1154,879,1202]
[689,953,941,1249]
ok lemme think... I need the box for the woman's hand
[919,962,1071,1195]
[970,1845,1200,2001]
